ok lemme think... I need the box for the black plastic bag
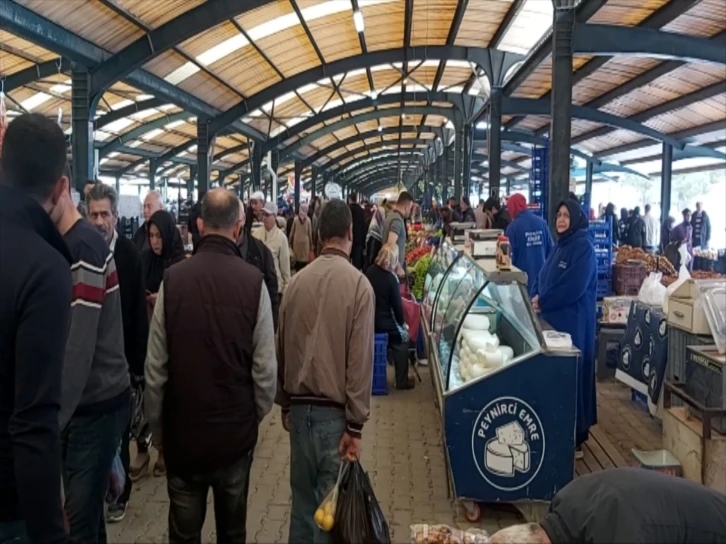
[331,460,390,544]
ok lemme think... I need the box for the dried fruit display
[616,245,676,276]
[411,524,489,544]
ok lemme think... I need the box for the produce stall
[420,251,580,520]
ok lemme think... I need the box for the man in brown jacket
[145,189,277,542]
[276,199,375,543]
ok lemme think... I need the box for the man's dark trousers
[62,401,129,544]
[167,450,254,543]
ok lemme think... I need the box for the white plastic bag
[638,272,667,306]
[663,243,691,313]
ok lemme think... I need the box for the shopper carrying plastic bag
[331,460,390,544]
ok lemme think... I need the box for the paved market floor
[108,369,661,543]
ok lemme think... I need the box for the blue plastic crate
[372,333,389,396]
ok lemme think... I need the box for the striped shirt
[60,220,130,428]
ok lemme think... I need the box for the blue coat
[532,228,598,441]
[505,210,554,297]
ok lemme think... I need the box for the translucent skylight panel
[446,86,464,93]
[141,128,164,141]
[286,117,308,129]
[108,152,120,158]
[420,60,439,68]
[99,158,110,165]
[383,84,402,95]
[407,84,430,93]
[447,60,474,69]
[498,0,553,55]
[49,83,72,94]
[136,94,155,101]
[128,141,143,148]
[94,130,113,141]
[247,12,300,41]
[164,62,201,85]
[104,118,135,133]
[130,109,158,121]
[275,91,297,108]
[196,34,249,66]
[298,83,319,94]
[321,99,344,112]
[369,64,390,72]
[159,104,177,111]
[111,99,135,110]
[188,145,198,153]
[270,125,287,138]
[346,68,367,79]
[21,92,52,111]
[165,119,186,130]
[301,1,352,22]
[343,94,365,104]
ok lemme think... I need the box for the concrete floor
[108,368,661,543]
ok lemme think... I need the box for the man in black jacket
[626,206,647,249]
[238,203,280,328]
[348,194,366,270]
[489,468,725,543]
[0,113,72,543]
[187,191,205,249]
[86,183,149,522]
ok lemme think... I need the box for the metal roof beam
[94,97,168,129]
[0,0,264,141]
[501,97,684,148]
[264,91,462,154]
[619,141,726,166]
[87,0,268,94]
[502,0,608,96]
[572,23,726,66]
[504,0,702,129]
[570,81,726,144]
[99,111,188,156]
[4,59,65,91]
[280,106,455,159]
[209,46,523,135]
[339,152,423,180]
[594,120,726,158]
[322,139,436,174]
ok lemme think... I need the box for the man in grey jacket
[145,189,277,542]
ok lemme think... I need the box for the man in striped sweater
[54,183,130,544]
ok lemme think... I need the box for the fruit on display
[691,270,726,280]
[412,254,432,300]
[616,245,676,276]
[406,246,431,265]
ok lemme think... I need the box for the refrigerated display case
[422,253,580,520]
[422,239,462,330]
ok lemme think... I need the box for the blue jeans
[0,522,27,544]
[288,405,346,544]
[62,401,129,544]
[166,450,254,544]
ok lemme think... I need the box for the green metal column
[547,2,575,228]
[71,66,97,194]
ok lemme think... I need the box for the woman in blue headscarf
[531,199,597,459]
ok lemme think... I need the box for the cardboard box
[602,296,637,324]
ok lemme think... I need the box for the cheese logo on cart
[471,397,545,491]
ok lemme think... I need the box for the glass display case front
[431,254,545,391]
[422,239,461,326]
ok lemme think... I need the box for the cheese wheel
[462,314,490,331]
[470,363,486,378]
[500,346,514,363]
[486,350,504,369]
[467,335,496,352]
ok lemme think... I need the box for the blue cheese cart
[421,250,580,521]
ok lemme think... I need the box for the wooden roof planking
[0,0,723,187]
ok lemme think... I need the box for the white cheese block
[496,422,525,446]
[485,441,514,476]
[470,363,486,378]
[510,443,530,471]
[462,314,490,331]
[499,346,514,363]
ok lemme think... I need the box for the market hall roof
[1,0,724,193]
